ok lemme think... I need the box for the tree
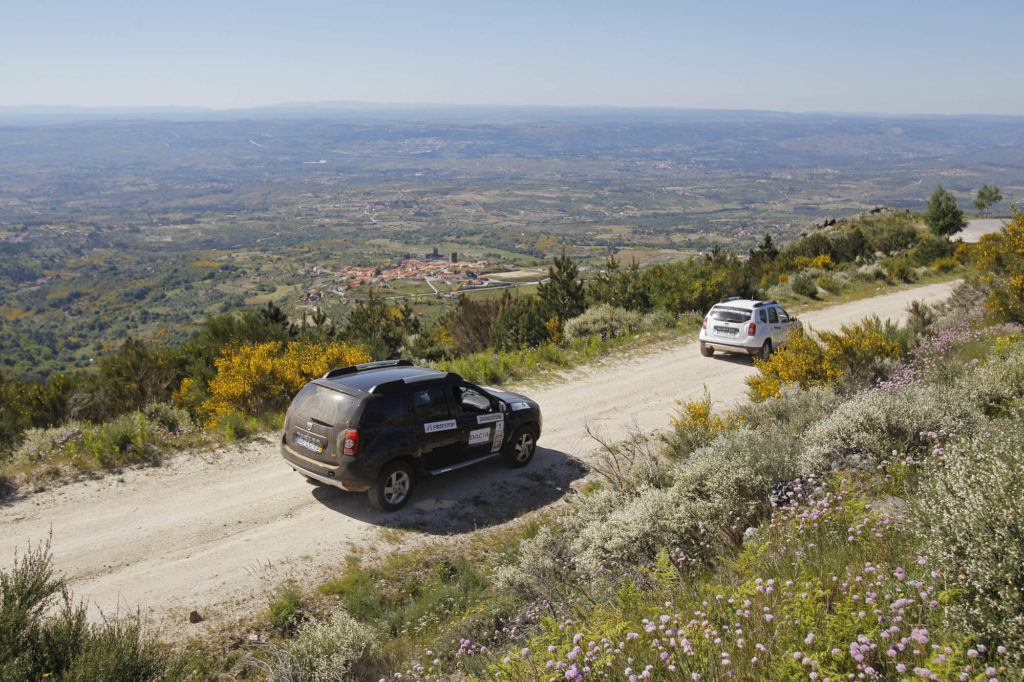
[449,297,502,354]
[924,186,967,238]
[342,291,420,359]
[974,184,1003,216]
[747,233,779,269]
[586,256,652,313]
[489,295,550,352]
[97,338,179,417]
[537,250,585,321]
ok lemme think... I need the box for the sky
[3,0,1023,116]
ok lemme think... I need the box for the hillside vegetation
[1,212,1022,680]
[1,209,962,492]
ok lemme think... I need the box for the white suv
[698,298,801,360]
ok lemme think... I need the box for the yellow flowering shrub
[975,210,1024,322]
[202,340,369,423]
[671,390,725,433]
[545,316,565,347]
[747,321,900,400]
[747,328,837,400]
[812,254,835,270]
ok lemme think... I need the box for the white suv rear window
[709,308,751,323]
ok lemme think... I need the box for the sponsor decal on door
[424,419,457,433]
[491,419,505,452]
[468,428,490,445]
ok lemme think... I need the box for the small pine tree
[489,295,550,351]
[924,185,967,238]
[538,250,585,321]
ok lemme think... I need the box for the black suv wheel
[503,426,537,468]
[369,460,415,512]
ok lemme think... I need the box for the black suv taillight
[342,428,359,457]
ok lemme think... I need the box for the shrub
[816,275,841,295]
[12,412,165,473]
[790,272,818,298]
[202,340,369,423]
[0,540,172,681]
[974,209,1024,322]
[667,389,729,458]
[584,425,668,492]
[812,253,835,270]
[284,606,378,680]
[915,413,1024,663]
[641,308,676,331]
[559,424,800,572]
[956,342,1024,416]
[219,411,257,441]
[491,525,584,607]
[141,402,194,435]
[563,304,643,342]
[882,257,915,283]
[735,383,839,438]
[797,383,983,474]
[12,422,86,467]
[866,219,918,255]
[268,581,304,631]
[747,319,903,400]
[907,232,955,266]
[747,328,838,400]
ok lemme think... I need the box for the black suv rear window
[709,307,751,323]
[289,384,360,426]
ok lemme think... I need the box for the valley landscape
[2,107,1023,378]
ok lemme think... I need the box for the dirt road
[0,280,959,636]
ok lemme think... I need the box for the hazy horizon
[4,0,1023,117]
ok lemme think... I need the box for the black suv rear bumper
[280,441,372,492]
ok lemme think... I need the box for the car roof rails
[752,299,777,308]
[719,296,742,303]
[323,359,413,379]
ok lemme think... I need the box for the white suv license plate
[714,326,737,336]
[295,433,324,454]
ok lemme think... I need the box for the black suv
[280,360,543,511]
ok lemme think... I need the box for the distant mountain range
[3,101,1024,126]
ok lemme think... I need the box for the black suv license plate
[295,432,323,453]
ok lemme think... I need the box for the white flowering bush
[957,342,1024,415]
[914,413,1024,663]
[641,308,676,331]
[798,383,983,473]
[492,525,585,606]
[563,304,643,342]
[735,384,839,437]
[282,606,378,681]
[561,426,800,571]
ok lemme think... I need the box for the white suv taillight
[702,316,708,330]
[748,322,757,336]
[341,428,359,457]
